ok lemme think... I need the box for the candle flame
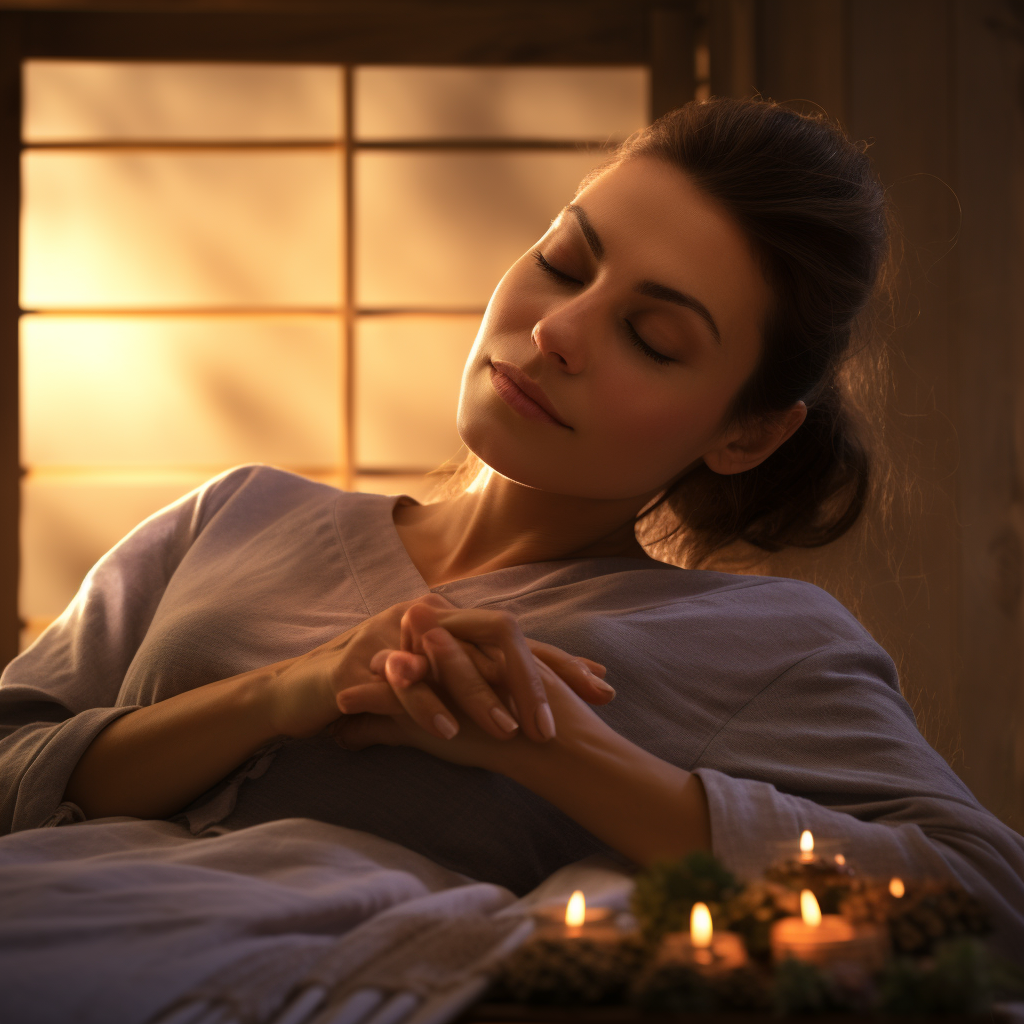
[834,854,846,866]
[889,877,905,898]
[690,901,713,947]
[565,890,586,927]
[799,830,814,855]
[800,889,822,927]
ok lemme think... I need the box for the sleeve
[0,467,257,834]
[692,640,1024,964]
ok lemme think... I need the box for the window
[18,60,649,647]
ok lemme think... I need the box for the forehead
[569,156,771,339]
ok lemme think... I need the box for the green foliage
[880,938,994,1016]
[772,957,837,1015]
[720,880,796,961]
[631,850,740,941]
[632,961,717,1013]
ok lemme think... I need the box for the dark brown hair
[431,97,891,566]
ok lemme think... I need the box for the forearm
[63,670,280,821]
[506,725,712,867]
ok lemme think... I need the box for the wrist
[238,665,297,742]
[503,717,711,866]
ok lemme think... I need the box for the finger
[369,648,429,681]
[332,713,407,752]
[380,650,461,741]
[427,609,553,742]
[399,596,455,655]
[335,681,404,716]
[525,639,607,678]
[401,600,441,657]
[527,642,615,705]
[420,626,522,741]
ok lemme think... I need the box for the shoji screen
[19,62,648,647]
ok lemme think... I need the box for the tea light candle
[799,829,815,863]
[771,889,887,969]
[658,901,747,972]
[531,889,621,942]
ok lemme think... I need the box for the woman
[2,97,1023,966]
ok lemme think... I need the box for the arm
[336,623,712,867]
[63,668,278,820]
[63,595,616,822]
[0,469,256,833]
[504,713,712,867]
[693,640,1024,963]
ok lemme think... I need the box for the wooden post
[649,2,697,119]
[0,14,20,668]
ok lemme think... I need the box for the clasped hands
[264,594,614,777]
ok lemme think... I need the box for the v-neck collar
[333,488,680,616]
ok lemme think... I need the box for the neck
[393,466,665,587]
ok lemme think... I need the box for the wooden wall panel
[952,0,1024,826]
[756,0,1024,827]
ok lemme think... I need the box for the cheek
[587,369,729,474]
[478,257,546,335]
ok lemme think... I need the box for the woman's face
[456,155,773,502]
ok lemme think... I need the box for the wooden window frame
[0,0,698,664]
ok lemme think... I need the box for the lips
[489,359,571,428]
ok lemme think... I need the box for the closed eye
[532,250,581,285]
[532,250,674,367]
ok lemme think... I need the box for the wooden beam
[0,13,21,667]
[16,4,649,64]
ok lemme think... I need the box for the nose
[531,313,586,373]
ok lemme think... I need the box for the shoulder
[636,565,875,646]
[178,464,376,534]
[619,566,898,693]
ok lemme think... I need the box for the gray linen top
[2,465,1023,959]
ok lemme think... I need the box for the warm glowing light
[834,854,846,866]
[466,464,494,494]
[889,877,905,898]
[800,889,822,927]
[565,890,586,927]
[799,830,814,855]
[690,902,713,948]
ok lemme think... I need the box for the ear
[703,401,807,477]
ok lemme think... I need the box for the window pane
[355,66,648,141]
[21,315,341,469]
[356,151,601,309]
[355,314,479,469]
[20,473,211,620]
[23,61,343,142]
[21,150,342,309]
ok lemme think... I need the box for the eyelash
[531,251,673,366]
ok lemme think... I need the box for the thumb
[332,713,407,752]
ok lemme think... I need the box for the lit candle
[658,901,747,972]
[770,889,887,969]
[531,890,621,942]
[799,829,815,863]
[889,877,905,898]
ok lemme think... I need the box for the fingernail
[490,705,519,733]
[594,678,615,694]
[536,702,556,740]
[433,713,458,739]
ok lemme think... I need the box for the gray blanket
[0,816,549,1024]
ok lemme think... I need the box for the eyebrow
[565,203,722,345]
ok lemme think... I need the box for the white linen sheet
[0,816,598,1024]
